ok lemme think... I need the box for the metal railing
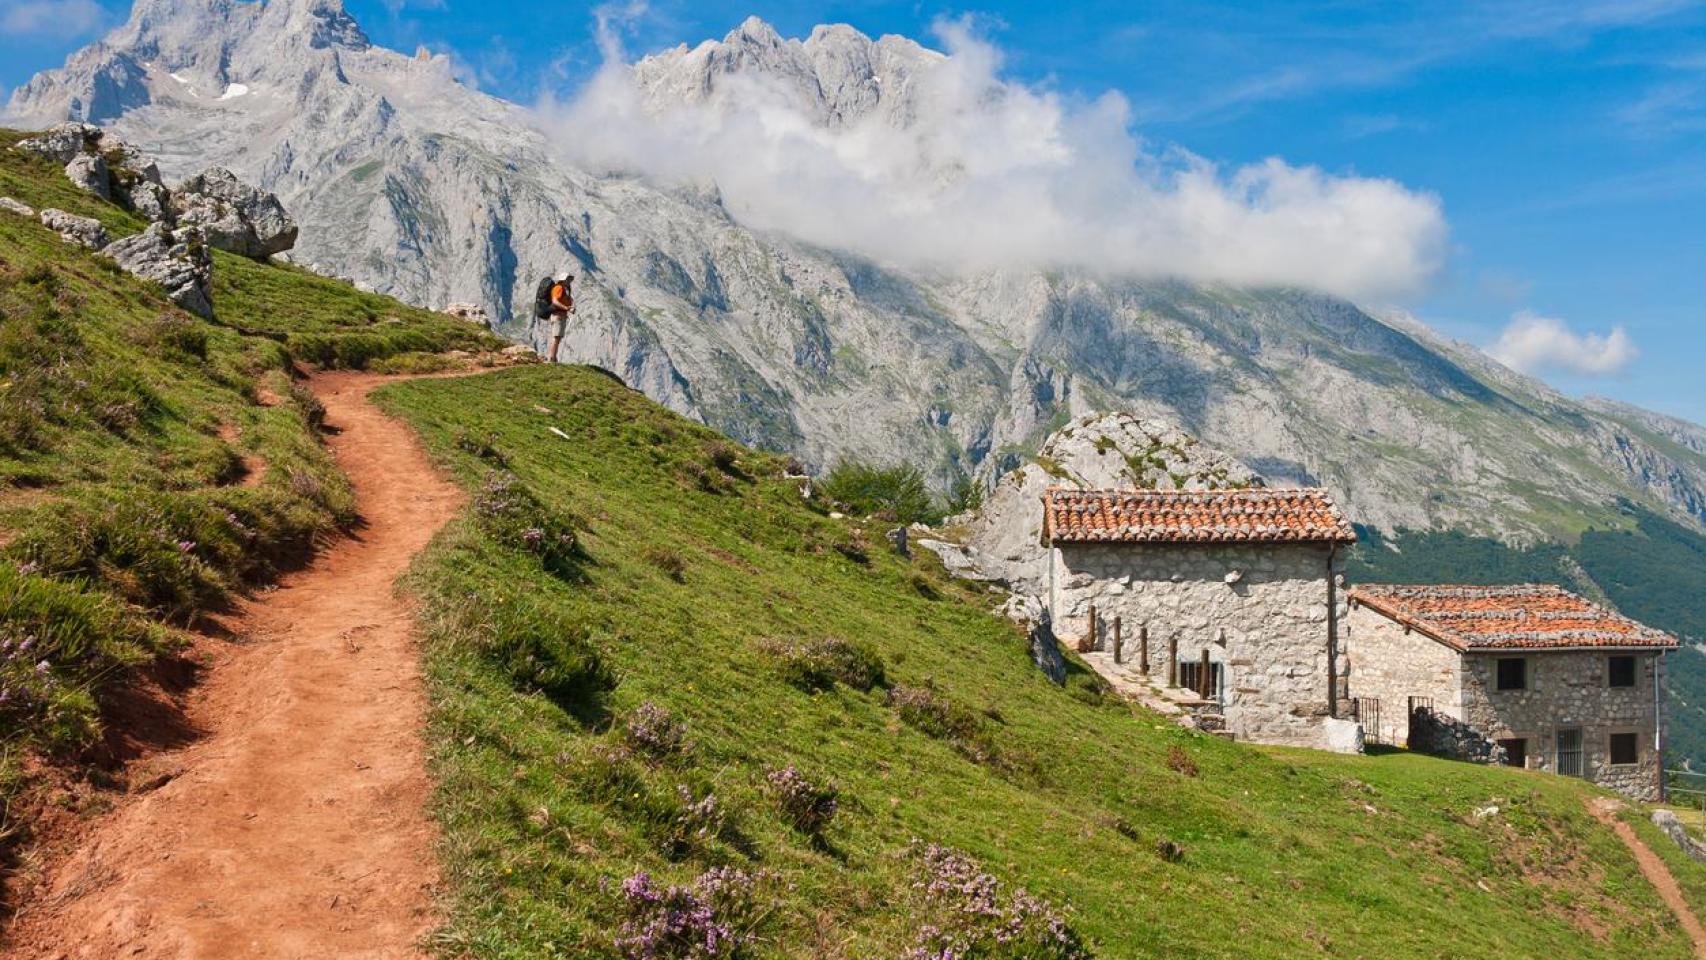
[1666,768,1706,811]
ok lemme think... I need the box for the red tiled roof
[1349,584,1678,652]
[1042,488,1356,545]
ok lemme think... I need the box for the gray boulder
[64,153,110,200]
[1653,810,1706,865]
[442,302,491,328]
[103,223,213,317]
[1001,594,1066,685]
[0,197,35,217]
[39,208,109,249]
[171,167,297,257]
[14,121,103,164]
[122,179,173,223]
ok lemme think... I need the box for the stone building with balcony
[1345,584,1677,801]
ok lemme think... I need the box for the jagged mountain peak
[632,16,943,128]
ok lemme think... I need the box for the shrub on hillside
[624,701,689,758]
[642,547,687,582]
[904,842,1091,960]
[761,636,886,693]
[474,471,580,572]
[819,460,939,524]
[477,599,614,706]
[570,744,731,860]
[0,564,172,751]
[613,867,766,960]
[137,312,209,361]
[763,765,838,837]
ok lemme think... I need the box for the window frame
[1608,655,1637,689]
[1494,657,1528,692]
[1608,731,1640,767]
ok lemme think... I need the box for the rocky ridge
[10,121,296,316]
[9,0,1706,544]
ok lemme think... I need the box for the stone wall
[1343,603,1461,746]
[1049,541,1344,747]
[1460,650,1664,801]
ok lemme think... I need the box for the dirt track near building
[3,371,460,959]
[1587,797,1706,958]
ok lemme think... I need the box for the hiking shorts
[549,310,569,337]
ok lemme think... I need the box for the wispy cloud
[1123,0,1704,123]
[1488,310,1638,375]
[1342,113,1431,139]
[0,0,106,39]
[538,18,1449,302]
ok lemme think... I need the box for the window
[1495,657,1527,691]
[1609,732,1639,766]
[1498,738,1528,768]
[1609,656,1637,688]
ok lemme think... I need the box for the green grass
[380,364,1699,959]
[1625,808,1706,919]
[0,127,506,897]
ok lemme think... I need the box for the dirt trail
[1587,797,1706,957]
[4,372,462,960]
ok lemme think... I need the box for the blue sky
[4,0,1704,422]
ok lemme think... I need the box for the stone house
[1043,488,1358,748]
[1346,584,1677,801]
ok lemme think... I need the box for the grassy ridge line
[0,128,509,900]
[382,364,1694,958]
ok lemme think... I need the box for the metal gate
[1355,697,1382,745]
[1556,728,1584,778]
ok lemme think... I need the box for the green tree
[820,460,939,524]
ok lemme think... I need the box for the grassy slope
[0,130,504,892]
[382,365,1696,959]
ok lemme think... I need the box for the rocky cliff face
[12,0,1706,542]
[947,412,1261,596]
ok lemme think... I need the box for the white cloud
[536,21,1448,302]
[0,0,106,39]
[1488,310,1638,376]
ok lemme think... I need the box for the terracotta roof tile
[1349,584,1678,652]
[1043,488,1356,546]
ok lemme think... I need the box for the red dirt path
[1587,797,1706,958]
[3,371,461,959]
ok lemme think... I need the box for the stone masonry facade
[1460,650,1663,801]
[1050,541,1347,748]
[1345,602,1665,801]
[1343,603,1461,746]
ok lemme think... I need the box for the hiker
[535,272,575,363]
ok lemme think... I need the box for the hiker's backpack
[533,276,556,320]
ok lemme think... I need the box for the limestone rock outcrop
[937,413,1260,597]
[0,197,35,217]
[63,154,111,199]
[102,223,214,317]
[171,168,297,257]
[442,302,491,328]
[39,208,110,250]
[14,122,103,164]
